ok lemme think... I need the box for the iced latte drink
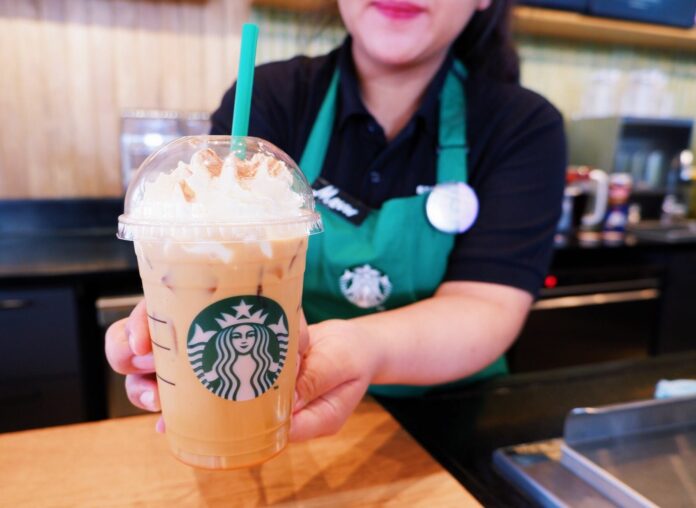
[118,136,322,469]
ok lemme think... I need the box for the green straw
[231,23,259,140]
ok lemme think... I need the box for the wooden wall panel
[0,0,249,198]
[2,0,693,198]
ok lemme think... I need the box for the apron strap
[299,59,468,185]
[299,70,340,184]
[437,60,468,183]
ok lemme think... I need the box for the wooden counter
[0,398,479,507]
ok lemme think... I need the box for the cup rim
[117,211,323,243]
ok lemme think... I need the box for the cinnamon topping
[179,180,196,202]
[267,158,284,177]
[197,148,223,177]
[235,158,259,180]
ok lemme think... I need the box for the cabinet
[0,287,86,432]
[509,244,696,373]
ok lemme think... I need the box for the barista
[106,0,566,441]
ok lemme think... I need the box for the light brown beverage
[118,136,322,469]
[136,237,307,469]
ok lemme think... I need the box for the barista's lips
[371,1,426,20]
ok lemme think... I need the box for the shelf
[512,6,696,52]
[252,1,696,52]
[253,0,335,10]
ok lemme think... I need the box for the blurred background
[1,0,695,199]
[1,0,696,433]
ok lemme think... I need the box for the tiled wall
[0,0,251,198]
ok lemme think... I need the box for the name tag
[312,177,371,226]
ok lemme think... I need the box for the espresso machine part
[567,117,693,214]
[581,169,610,228]
[557,167,610,243]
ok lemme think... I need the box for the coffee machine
[567,116,694,220]
[556,166,609,244]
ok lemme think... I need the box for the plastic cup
[118,135,322,469]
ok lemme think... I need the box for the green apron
[299,60,507,397]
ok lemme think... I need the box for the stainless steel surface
[563,396,696,444]
[495,396,696,507]
[493,440,618,508]
[538,278,660,299]
[562,396,696,508]
[560,444,658,508]
[532,289,659,311]
[567,117,621,172]
[629,220,696,243]
[567,117,693,203]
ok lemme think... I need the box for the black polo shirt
[211,38,566,296]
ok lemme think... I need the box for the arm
[291,282,531,441]
[291,93,565,442]
[355,280,531,385]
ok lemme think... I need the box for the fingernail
[293,390,304,412]
[126,327,136,353]
[132,352,155,370]
[155,417,166,434]
[140,390,156,410]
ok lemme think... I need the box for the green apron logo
[339,264,392,309]
[187,296,289,401]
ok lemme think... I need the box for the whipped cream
[131,148,305,224]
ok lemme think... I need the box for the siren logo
[339,264,392,309]
[187,296,289,401]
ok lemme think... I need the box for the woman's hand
[290,319,382,442]
[105,301,381,441]
[104,299,165,432]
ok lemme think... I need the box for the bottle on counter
[602,173,633,244]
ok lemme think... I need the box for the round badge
[187,296,289,401]
[426,182,479,234]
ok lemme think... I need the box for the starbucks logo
[187,296,289,401]
[339,264,392,309]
